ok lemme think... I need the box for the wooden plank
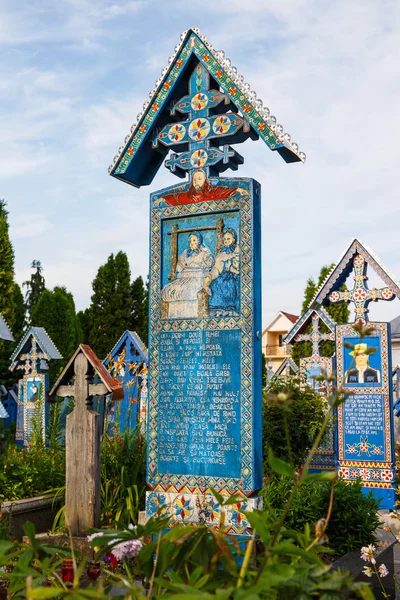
[65,353,100,536]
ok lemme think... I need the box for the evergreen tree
[0,200,18,388]
[0,200,15,325]
[11,282,26,341]
[77,308,90,344]
[131,276,149,345]
[88,252,134,359]
[31,286,82,382]
[302,278,317,313]
[23,260,45,320]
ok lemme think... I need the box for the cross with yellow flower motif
[152,62,258,179]
[329,254,395,322]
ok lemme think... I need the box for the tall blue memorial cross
[108,28,305,535]
[303,240,400,508]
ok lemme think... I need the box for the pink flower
[112,539,143,561]
[361,544,376,564]
[378,563,389,578]
[363,566,373,578]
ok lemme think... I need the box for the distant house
[262,311,298,373]
[391,315,400,367]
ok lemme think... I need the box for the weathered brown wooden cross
[50,345,122,537]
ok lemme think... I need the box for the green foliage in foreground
[263,476,380,557]
[0,495,376,600]
[263,377,326,471]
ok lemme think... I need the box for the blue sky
[2,0,400,326]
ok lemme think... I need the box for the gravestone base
[145,491,262,536]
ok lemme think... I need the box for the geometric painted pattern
[145,490,262,537]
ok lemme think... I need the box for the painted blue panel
[147,176,262,496]
[336,322,395,509]
[157,329,241,478]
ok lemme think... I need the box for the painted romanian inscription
[158,329,240,477]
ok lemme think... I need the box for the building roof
[281,311,299,324]
[0,313,14,342]
[391,315,400,340]
[109,27,305,188]
[10,326,62,371]
[262,310,299,334]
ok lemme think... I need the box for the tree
[88,252,134,359]
[0,200,20,388]
[23,260,45,320]
[12,283,26,342]
[292,264,350,363]
[130,276,148,345]
[0,200,15,325]
[263,376,326,472]
[31,286,82,382]
[77,308,90,344]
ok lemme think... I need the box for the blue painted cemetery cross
[311,242,400,508]
[294,313,335,356]
[109,28,305,534]
[329,254,395,322]
[9,327,62,446]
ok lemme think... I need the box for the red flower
[152,103,159,111]
[229,87,237,96]
[257,122,266,131]
[216,69,223,78]
[243,104,251,113]
[203,53,210,62]
[176,59,183,68]
[164,81,171,90]
[139,125,146,133]
[127,147,134,156]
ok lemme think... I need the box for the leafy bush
[263,476,380,557]
[0,444,65,501]
[100,427,146,527]
[263,376,326,471]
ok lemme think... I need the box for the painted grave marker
[109,27,305,534]
[9,327,61,446]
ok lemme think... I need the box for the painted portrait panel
[343,337,381,387]
[161,211,240,319]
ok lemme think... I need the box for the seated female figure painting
[161,227,240,320]
[161,231,214,319]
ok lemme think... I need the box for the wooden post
[65,353,100,536]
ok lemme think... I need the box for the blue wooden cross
[295,313,334,356]
[329,254,394,322]
[153,62,255,179]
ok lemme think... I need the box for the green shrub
[263,476,380,557]
[263,377,326,472]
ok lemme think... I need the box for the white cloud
[10,213,51,239]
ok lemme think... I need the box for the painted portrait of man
[345,343,380,384]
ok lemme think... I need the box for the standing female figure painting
[203,228,240,315]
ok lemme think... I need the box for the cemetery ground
[1,376,399,599]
